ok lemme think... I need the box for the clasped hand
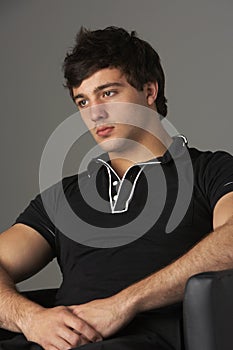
[68,294,135,339]
[21,295,135,350]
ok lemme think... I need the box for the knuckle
[47,347,56,350]
[67,332,81,346]
[62,346,71,350]
[57,306,68,317]
[41,340,51,348]
[80,336,90,345]
[76,320,84,332]
[90,333,100,343]
[83,329,97,343]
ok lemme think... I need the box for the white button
[113,181,118,186]
[113,195,118,201]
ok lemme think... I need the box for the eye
[78,99,88,108]
[103,90,116,97]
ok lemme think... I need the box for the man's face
[72,68,158,154]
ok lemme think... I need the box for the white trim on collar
[89,135,188,214]
[96,159,160,214]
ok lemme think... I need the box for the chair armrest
[183,269,233,350]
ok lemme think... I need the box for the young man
[0,26,233,350]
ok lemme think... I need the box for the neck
[109,131,173,178]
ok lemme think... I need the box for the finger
[79,335,92,346]
[58,327,84,348]
[48,335,72,350]
[46,346,60,350]
[65,313,103,343]
[68,305,76,311]
[73,329,93,345]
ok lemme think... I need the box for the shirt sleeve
[13,186,57,257]
[200,150,233,210]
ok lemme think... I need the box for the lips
[96,125,115,137]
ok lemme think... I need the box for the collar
[87,135,188,177]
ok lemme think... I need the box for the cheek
[80,113,95,130]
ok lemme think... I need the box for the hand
[68,295,136,339]
[20,305,103,350]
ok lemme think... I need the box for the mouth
[96,125,115,137]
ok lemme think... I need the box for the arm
[0,223,54,332]
[0,223,102,349]
[69,192,233,338]
[121,192,233,313]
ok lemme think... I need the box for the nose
[89,103,109,123]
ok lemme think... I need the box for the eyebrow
[73,82,124,101]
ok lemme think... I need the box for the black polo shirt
[14,136,233,309]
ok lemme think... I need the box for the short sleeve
[200,151,233,210]
[13,187,57,256]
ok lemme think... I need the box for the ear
[144,81,158,106]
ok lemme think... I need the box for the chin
[97,137,130,153]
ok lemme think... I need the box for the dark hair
[63,26,168,117]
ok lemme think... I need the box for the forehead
[72,67,129,96]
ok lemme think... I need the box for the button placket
[112,165,145,213]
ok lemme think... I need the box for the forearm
[0,265,43,333]
[118,217,233,313]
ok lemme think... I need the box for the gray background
[0,0,232,290]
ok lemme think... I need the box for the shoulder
[187,146,233,210]
[188,146,233,172]
[188,145,232,160]
[43,170,90,196]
